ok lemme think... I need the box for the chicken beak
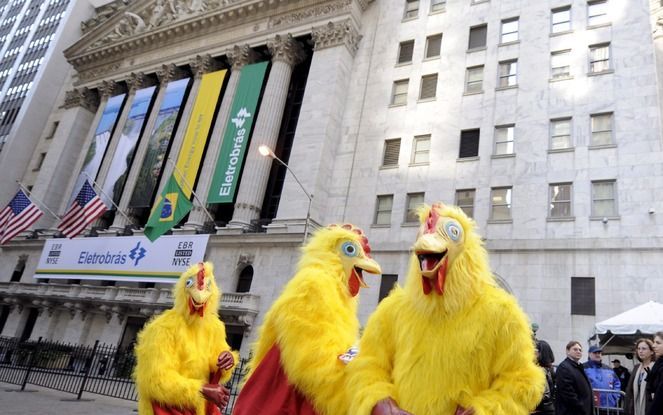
[414,233,449,296]
[347,257,382,297]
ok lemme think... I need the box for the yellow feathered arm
[134,262,237,415]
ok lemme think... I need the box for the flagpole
[16,181,60,220]
[166,158,216,224]
[83,173,138,227]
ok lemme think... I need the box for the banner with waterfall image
[128,78,191,208]
[101,85,157,206]
[67,93,126,207]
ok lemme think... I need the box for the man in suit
[555,340,594,415]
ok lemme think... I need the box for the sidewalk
[1,382,137,414]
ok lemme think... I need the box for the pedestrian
[555,340,593,415]
[532,339,555,415]
[646,331,663,415]
[612,359,631,395]
[625,338,655,415]
[584,345,621,413]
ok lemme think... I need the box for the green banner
[207,61,268,203]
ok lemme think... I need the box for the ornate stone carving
[269,0,352,28]
[312,19,361,56]
[267,34,306,67]
[126,72,156,92]
[98,80,121,98]
[237,254,254,265]
[63,88,100,112]
[81,0,131,34]
[189,54,218,78]
[156,63,187,84]
[227,44,259,70]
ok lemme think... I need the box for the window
[419,74,437,100]
[398,40,414,64]
[391,79,409,105]
[459,129,480,158]
[590,112,613,146]
[46,121,59,139]
[411,134,430,164]
[468,24,487,50]
[33,152,46,171]
[549,183,573,218]
[571,277,595,315]
[551,50,571,79]
[588,0,608,26]
[490,187,512,220]
[500,18,519,43]
[591,180,617,217]
[498,60,517,87]
[550,118,572,149]
[236,266,253,293]
[405,192,425,222]
[465,65,484,94]
[404,0,419,19]
[425,34,442,58]
[382,138,401,167]
[430,0,446,13]
[378,274,399,303]
[455,189,475,217]
[589,43,610,73]
[375,195,394,225]
[494,125,514,155]
[551,6,571,33]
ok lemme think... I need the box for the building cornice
[65,0,372,85]
[62,88,100,112]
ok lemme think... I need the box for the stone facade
[0,0,662,361]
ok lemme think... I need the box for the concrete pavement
[1,382,137,414]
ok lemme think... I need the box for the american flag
[58,180,107,238]
[0,189,44,244]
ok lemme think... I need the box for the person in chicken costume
[134,261,238,415]
[232,224,382,415]
[348,203,544,415]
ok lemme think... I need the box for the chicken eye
[342,241,358,257]
[185,277,194,288]
[444,221,463,242]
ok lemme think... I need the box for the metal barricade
[592,388,625,415]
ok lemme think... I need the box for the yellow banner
[174,69,227,196]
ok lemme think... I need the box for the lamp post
[258,145,313,242]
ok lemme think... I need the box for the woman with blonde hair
[624,338,655,415]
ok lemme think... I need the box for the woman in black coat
[646,332,663,415]
[555,341,593,415]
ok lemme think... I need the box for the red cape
[232,345,319,415]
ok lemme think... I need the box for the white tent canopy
[593,301,663,355]
[595,301,663,335]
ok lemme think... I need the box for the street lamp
[258,145,313,242]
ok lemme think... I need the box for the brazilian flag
[144,174,192,242]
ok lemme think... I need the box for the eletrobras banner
[129,78,191,208]
[207,62,268,203]
[175,69,227,195]
[68,93,126,206]
[102,86,157,206]
[34,235,209,283]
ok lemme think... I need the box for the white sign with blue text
[35,235,209,283]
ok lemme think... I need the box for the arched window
[236,266,254,293]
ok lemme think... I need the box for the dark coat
[624,363,653,415]
[555,357,594,415]
[646,357,663,415]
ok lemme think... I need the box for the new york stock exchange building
[2,0,663,359]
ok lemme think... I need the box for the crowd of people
[532,331,663,415]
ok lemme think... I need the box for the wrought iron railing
[0,336,248,414]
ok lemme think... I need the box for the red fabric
[152,401,221,415]
[232,345,319,415]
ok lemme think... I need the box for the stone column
[31,87,100,229]
[110,64,187,231]
[270,20,361,234]
[154,54,220,198]
[186,45,258,229]
[228,35,305,229]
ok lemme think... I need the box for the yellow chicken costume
[232,224,382,415]
[134,262,238,415]
[348,203,544,415]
